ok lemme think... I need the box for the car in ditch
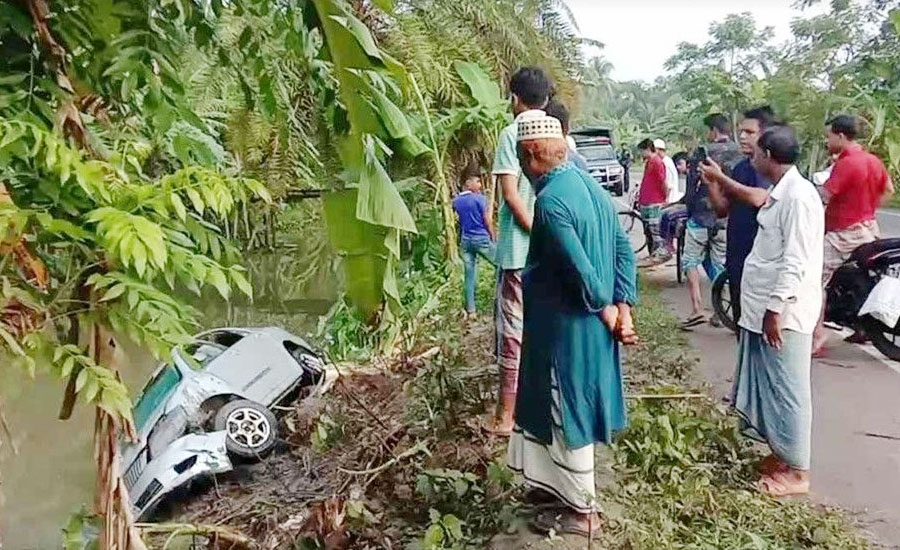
[571,127,628,196]
[121,327,335,520]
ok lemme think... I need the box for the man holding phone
[680,114,743,328]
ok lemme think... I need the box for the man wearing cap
[508,113,637,538]
[655,138,681,203]
[487,67,552,434]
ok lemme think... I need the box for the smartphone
[696,146,708,161]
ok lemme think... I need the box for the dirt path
[645,265,900,548]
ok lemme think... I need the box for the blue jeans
[461,237,497,312]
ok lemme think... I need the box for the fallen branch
[135,523,255,549]
[338,440,430,476]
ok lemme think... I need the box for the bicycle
[711,270,739,333]
[617,200,686,280]
[617,204,650,255]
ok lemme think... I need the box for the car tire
[214,399,277,460]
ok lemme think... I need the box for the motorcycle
[826,238,900,361]
[711,238,900,361]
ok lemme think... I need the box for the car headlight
[609,166,623,174]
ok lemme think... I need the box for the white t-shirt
[662,155,680,202]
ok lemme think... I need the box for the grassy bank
[155,272,870,550]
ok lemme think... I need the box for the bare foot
[757,468,810,497]
[812,335,828,357]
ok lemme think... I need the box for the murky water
[0,230,338,549]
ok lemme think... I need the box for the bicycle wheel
[676,233,684,284]
[711,270,738,333]
[618,211,647,255]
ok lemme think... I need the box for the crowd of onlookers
[449,64,894,538]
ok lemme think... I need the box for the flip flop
[679,313,707,329]
[756,472,810,497]
[531,509,601,539]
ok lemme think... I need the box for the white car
[121,327,335,519]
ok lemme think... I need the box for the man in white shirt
[725,125,824,498]
[654,139,681,203]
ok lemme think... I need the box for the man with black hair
[453,164,495,317]
[812,114,894,354]
[701,105,778,325]
[680,114,742,328]
[544,100,589,172]
[487,66,552,434]
[731,124,823,497]
[636,138,668,261]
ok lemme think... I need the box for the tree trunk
[91,324,146,550]
[22,2,144,547]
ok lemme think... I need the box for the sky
[564,0,817,82]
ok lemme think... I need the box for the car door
[202,329,299,406]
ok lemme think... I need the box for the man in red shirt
[637,138,668,261]
[813,114,894,354]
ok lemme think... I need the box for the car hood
[585,159,621,168]
[121,374,216,468]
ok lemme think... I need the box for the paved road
[615,192,900,547]
[879,209,900,237]
[645,269,900,547]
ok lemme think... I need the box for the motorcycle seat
[850,238,900,267]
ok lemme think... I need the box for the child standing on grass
[453,164,496,316]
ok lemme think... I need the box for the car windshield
[133,365,182,432]
[579,145,617,162]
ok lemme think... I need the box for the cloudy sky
[564,0,821,82]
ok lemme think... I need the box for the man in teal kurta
[507,114,637,538]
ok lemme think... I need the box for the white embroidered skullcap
[517,115,564,142]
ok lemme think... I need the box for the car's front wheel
[214,399,277,460]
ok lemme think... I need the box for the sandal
[756,471,810,497]
[757,454,789,475]
[844,331,870,345]
[531,509,601,539]
[680,313,707,329]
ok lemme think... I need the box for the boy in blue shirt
[453,165,496,316]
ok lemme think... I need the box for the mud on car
[121,327,335,519]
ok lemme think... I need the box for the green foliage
[414,468,517,549]
[62,508,100,550]
[310,411,345,453]
[0,117,267,414]
[607,397,869,549]
[581,1,900,186]
[421,509,465,550]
